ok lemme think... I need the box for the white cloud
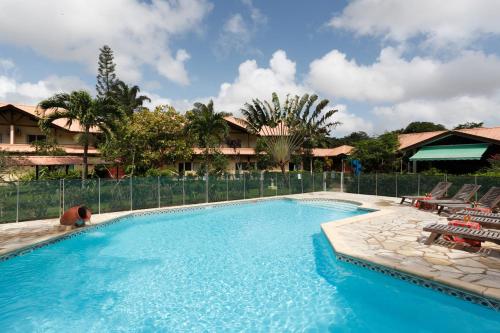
[373,96,500,132]
[307,47,500,103]
[211,50,308,112]
[0,75,90,105]
[0,0,212,85]
[214,0,267,58]
[141,50,374,136]
[333,104,374,137]
[329,0,500,48]
[0,58,90,104]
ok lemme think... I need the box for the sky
[1,0,500,137]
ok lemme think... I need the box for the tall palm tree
[184,100,229,173]
[38,90,122,179]
[241,92,339,174]
[111,81,151,116]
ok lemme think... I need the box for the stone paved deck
[316,192,500,303]
[1,192,499,304]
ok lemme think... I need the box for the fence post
[98,178,101,214]
[243,173,246,199]
[375,172,378,196]
[260,172,264,198]
[312,172,315,192]
[205,173,209,203]
[158,176,161,208]
[275,173,278,196]
[340,171,344,193]
[226,174,229,201]
[323,172,326,191]
[395,173,398,198]
[182,176,185,205]
[301,173,304,193]
[417,174,420,196]
[130,177,133,211]
[357,174,360,194]
[16,180,19,223]
[474,175,478,201]
[62,178,65,212]
[59,179,62,217]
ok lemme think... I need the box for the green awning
[409,143,489,161]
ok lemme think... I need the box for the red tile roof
[398,126,500,150]
[310,145,354,157]
[0,102,100,133]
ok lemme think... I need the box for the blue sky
[1,0,500,136]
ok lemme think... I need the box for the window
[178,162,192,174]
[27,135,46,143]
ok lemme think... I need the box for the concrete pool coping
[0,192,499,309]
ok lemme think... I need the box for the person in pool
[60,205,91,227]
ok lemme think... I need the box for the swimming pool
[0,199,498,331]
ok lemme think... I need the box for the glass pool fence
[1,172,498,223]
[0,172,327,223]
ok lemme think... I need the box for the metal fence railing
[3,171,496,224]
[341,173,500,200]
[0,172,329,224]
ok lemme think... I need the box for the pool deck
[1,192,499,305]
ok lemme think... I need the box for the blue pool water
[0,199,498,332]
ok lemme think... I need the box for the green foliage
[351,132,400,172]
[145,167,178,177]
[38,90,122,179]
[0,150,8,181]
[111,81,151,116]
[454,122,484,130]
[96,45,118,98]
[19,168,81,181]
[197,150,228,176]
[185,100,229,174]
[241,92,339,173]
[313,159,324,172]
[255,137,275,170]
[185,100,229,148]
[100,105,192,176]
[401,121,446,133]
[30,139,66,156]
[329,131,370,146]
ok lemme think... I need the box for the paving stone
[476,277,500,289]
[432,265,462,273]
[453,258,488,269]
[455,265,485,274]
[460,274,486,283]
[424,257,452,266]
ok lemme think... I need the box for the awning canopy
[409,143,489,161]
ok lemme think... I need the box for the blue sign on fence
[351,159,362,176]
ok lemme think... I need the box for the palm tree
[241,92,339,174]
[111,81,151,116]
[185,100,229,173]
[38,90,122,179]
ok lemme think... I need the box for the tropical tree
[241,92,339,174]
[454,122,484,129]
[351,132,400,172]
[185,100,229,174]
[38,90,122,179]
[111,81,151,116]
[96,45,118,98]
[402,121,446,133]
[100,105,192,175]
